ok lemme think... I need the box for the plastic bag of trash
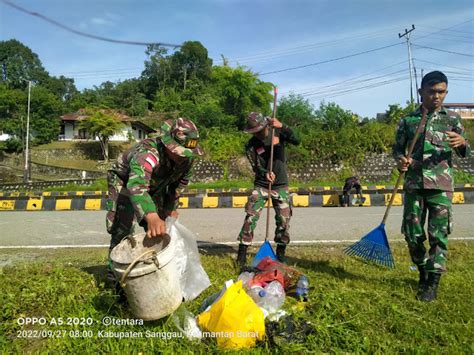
[172,306,202,340]
[167,218,211,301]
[197,280,265,349]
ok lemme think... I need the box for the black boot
[236,244,248,268]
[419,272,441,302]
[276,244,287,263]
[416,265,428,298]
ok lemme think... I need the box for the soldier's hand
[166,210,179,219]
[144,212,166,238]
[268,118,283,129]
[446,131,465,148]
[266,171,276,183]
[397,156,413,172]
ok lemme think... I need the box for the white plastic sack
[167,217,211,301]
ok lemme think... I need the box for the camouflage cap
[160,118,204,158]
[244,112,268,133]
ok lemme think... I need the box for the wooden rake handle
[265,86,278,241]
[381,107,427,225]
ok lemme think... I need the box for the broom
[252,86,279,267]
[344,108,427,268]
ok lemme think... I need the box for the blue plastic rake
[344,223,395,268]
[344,109,428,269]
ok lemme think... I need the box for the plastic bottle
[247,285,266,306]
[237,271,255,290]
[261,281,285,313]
[295,275,309,301]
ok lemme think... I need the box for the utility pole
[24,81,31,183]
[399,24,416,104]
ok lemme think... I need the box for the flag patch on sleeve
[144,154,158,173]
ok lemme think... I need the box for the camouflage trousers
[106,171,167,252]
[402,189,453,273]
[238,186,292,246]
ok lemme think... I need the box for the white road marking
[1,237,473,249]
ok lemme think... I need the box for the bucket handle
[120,249,158,287]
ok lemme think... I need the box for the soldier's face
[254,126,268,141]
[419,82,448,112]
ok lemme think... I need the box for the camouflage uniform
[393,107,471,273]
[238,115,300,245]
[342,176,362,206]
[106,118,203,250]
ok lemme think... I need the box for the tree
[29,86,63,144]
[78,109,124,161]
[315,102,358,131]
[0,39,48,89]
[277,93,316,127]
[210,66,273,129]
[170,41,213,90]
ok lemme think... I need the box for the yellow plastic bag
[197,280,265,349]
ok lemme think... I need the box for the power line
[412,44,474,57]
[1,0,181,48]
[413,58,473,73]
[292,67,407,97]
[259,42,403,76]
[416,23,474,36]
[302,76,408,100]
[225,28,397,65]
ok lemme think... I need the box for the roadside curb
[0,185,472,211]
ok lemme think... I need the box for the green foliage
[78,109,124,160]
[0,39,48,89]
[380,101,418,124]
[315,101,359,131]
[199,128,248,161]
[3,138,23,153]
[29,86,63,144]
[277,93,316,128]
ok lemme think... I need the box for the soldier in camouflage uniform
[342,176,363,207]
[106,118,203,284]
[393,71,471,302]
[237,112,300,267]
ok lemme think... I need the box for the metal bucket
[110,233,182,320]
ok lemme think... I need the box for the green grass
[31,158,106,172]
[1,242,473,353]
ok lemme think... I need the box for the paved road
[1,206,473,247]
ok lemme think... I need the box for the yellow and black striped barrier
[0,185,472,211]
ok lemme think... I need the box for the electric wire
[1,0,181,47]
[259,42,403,75]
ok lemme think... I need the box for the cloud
[90,17,114,26]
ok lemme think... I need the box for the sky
[1,0,473,118]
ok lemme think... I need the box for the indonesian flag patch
[144,154,158,173]
[256,147,265,155]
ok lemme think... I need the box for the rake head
[344,224,395,268]
[252,241,277,267]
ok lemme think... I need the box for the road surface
[1,206,473,247]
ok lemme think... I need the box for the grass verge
[1,242,473,353]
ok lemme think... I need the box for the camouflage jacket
[245,125,300,189]
[112,138,194,221]
[392,107,471,192]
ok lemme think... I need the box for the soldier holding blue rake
[393,71,471,302]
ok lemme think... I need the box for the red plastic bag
[248,269,285,288]
[255,257,302,290]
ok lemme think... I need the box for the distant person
[236,112,300,267]
[341,176,363,207]
[105,118,203,286]
[393,71,470,302]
